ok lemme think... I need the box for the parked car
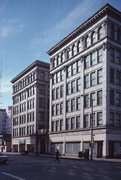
[0,153,8,164]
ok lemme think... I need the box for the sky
[0,0,121,108]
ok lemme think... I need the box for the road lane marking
[1,172,26,180]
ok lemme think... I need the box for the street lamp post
[81,94,94,160]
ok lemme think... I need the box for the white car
[0,153,8,164]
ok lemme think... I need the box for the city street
[0,154,121,180]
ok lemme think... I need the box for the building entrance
[97,141,103,158]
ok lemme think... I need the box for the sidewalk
[4,152,121,163]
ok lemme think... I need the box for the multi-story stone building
[11,60,50,154]
[48,4,121,158]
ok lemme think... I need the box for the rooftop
[48,3,121,56]
[11,60,50,83]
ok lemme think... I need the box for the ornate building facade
[11,60,50,154]
[48,4,121,158]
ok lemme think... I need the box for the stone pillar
[63,141,65,155]
[25,143,28,151]
[80,141,83,151]
[103,139,108,158]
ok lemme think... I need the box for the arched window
[72,44,76,56]
[110,24,115,40]
[67,48,71,59]
[61,52,64,63]
[57,55,61,65]
[77,41,81,53]
[85,36,90,48]
[91,31,96,44]
[98,27,103,40]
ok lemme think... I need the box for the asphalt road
[0,154,121,180]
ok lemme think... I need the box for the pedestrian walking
[55,149,60,163]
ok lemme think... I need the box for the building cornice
[11,60,50,84]
[47,3,121,56]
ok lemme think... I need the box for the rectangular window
[66,83,71,95]
[97,69,102,84]
[84,95,89,108]
[60,86,63,98]
[116,113,121,127]
[115,50,121,64]
[52,89,56,100]
[84,74,89,88]
[76,97,81,110]
[60,119,63,131]
[71,99,75,111]
[91,51,97,66]
[66,100,70,113]
[84,55,90,69]
[97,112,102,126]
[110,69,115,84]
[76,116,80,129]
[56,72,60,83]
[56,121,59,131]
[72,62,76,75]
[97,90,102,105]
[84,114,89,128]
[56,88,60,99]
[90,93,96,106]
[60,70,64,81]
[56,104,59,115]
[71,81,76,93]
[71,117,75,129]
[90,72,96,86]
[110,48,114,62]
[77,60,81,72]
[115,91,121,106]
[60,103,63,114]
[76,78,81,92]
[66,118,71,130]
[110,90,114,105]
[116,71,121,86]
[98,48,103,63]
[110,112,114,127]
[67,65,71,77]
[52,121,55,132]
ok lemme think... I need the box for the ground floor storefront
[12,135,47,154]
[49,130,121,158]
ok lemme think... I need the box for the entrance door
[97,141,103,158]
[19,144,25,152]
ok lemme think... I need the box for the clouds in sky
[31,0,103,51]
[1,76,12,93]
[0,19,26,38]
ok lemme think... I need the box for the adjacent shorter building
[0,106,12,152]
[11,60,50,154]
[48,4,121,158]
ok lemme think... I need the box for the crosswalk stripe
[1,172,26,180]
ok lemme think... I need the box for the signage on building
[19,139,25,144]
